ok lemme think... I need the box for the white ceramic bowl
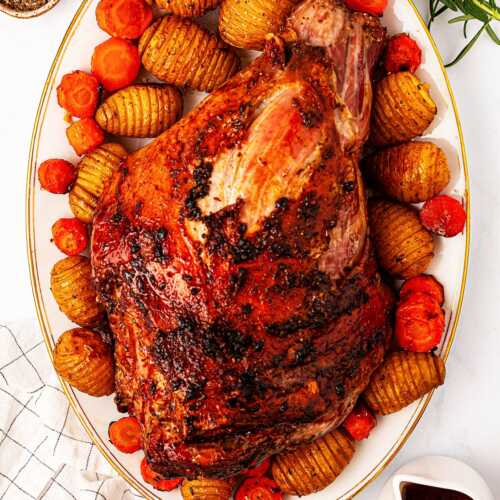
[378,456,493,500]
[26,1,470,498]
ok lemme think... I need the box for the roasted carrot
[52,218,89,256]
[235,477,283,500]
[66,118,105,156]
[38,159,76,194]
[108,416,142,453]
[395,292,445,352]
[91,37,141,92]
[96,0,153,39]
[57,71,100,118]
[400,274,444,305]
[140,458,182,491]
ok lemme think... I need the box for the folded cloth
[0,319,143,500]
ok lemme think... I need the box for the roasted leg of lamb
[92,0,393,479]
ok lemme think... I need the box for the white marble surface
[0,1,498,498]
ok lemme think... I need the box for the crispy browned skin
[92,0,392,479]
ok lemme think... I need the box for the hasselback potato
[369,198,434,279]
[95,84,183,138]
[50,256,105,327]
[219,0,298,50]
[139,16,240,92]
[364,141,450,203]
[181,478,233,499]
[53,328,114,397]
[364,351,446,415]
[371,72,437,146]
[272,429,355,496]
[69,143,127,224]
[155,0,221,16]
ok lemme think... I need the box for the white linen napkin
[0,319,143,500]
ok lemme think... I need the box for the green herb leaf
[448,14,474,22]
[440,0,460,10]
[445,22,490,66]
[470,0,500,19]
[428,0,499,65]
[486,24,500,43]
[462,0,491,22]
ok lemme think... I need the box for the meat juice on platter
[401,483,473,500]
[91,0,393,479]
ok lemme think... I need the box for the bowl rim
[0,0,60,18]
[25,0,471,498]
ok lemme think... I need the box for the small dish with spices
[0,0,60,19]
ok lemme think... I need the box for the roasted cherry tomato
[38,159,76,194]
[345,0,388,16]
[108,416,142,453]
[420,195,466,237]
[384,33,422,73]
[51,218,89,256]
[235,477,283,500]
[343,403,377,440]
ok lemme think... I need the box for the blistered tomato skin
[235,477,283,500]
[38,159,76,194]
[345,0,388,16]
[420,195,467,237]
[385,34,422,73]
[52,218,89,256]
[343,404,377,440]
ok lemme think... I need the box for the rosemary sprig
[428,0,500,66]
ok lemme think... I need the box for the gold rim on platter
[26,0,470,498]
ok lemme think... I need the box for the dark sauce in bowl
[402,483,474,500]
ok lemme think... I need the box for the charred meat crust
[91,0,389,480]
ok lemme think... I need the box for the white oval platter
[27,0,470,498]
